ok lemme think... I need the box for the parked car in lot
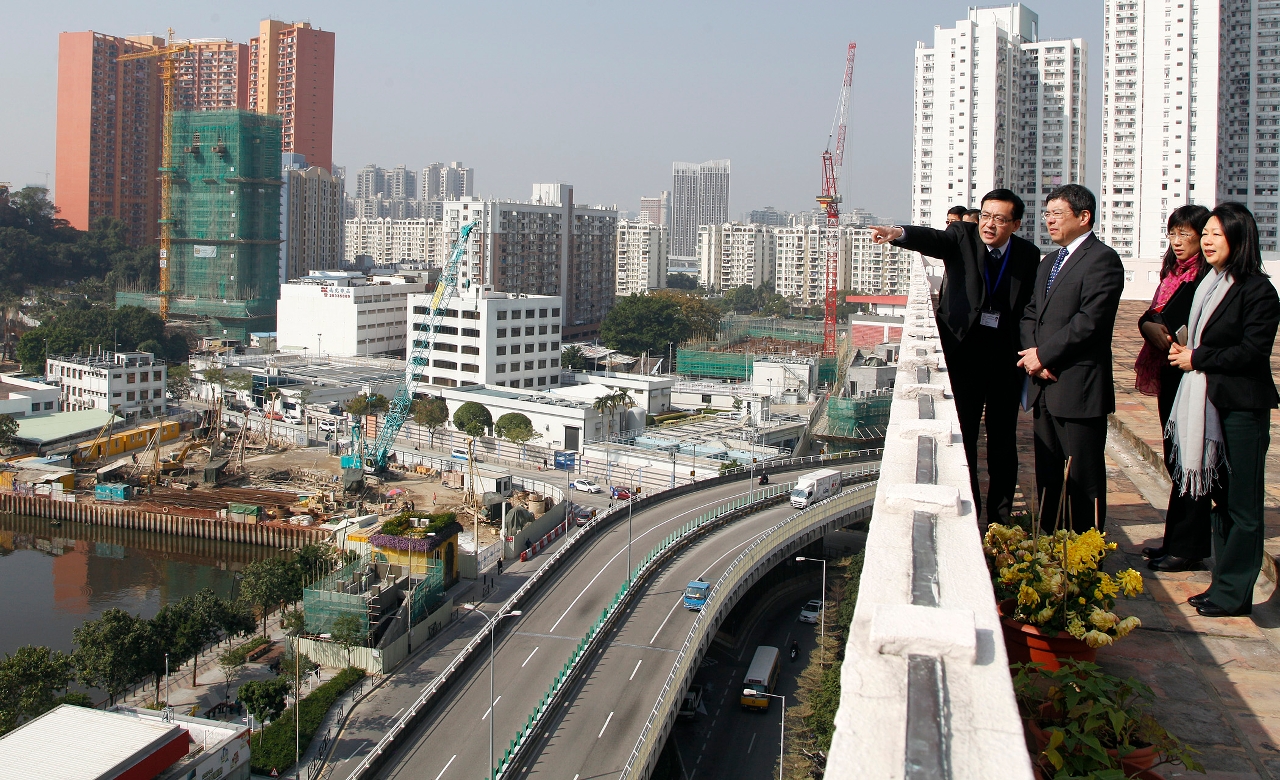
[451,447,469,461]
[318,418,338,433]
[610,486,631,500]
[677,684,704,720]
[798,599,823,624]
[573,506,596,527]
[571,478,602,493]
[263,411,284,421]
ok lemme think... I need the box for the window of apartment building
[496,346,507,356]
[461,346,480,355]
[413,305,429,315]
[496,327,507,338]
[497,310,507,320]
[153,371,162,381]
[43,402,53,410]
[511,310,521,319]
[511,344,520,354]
[525,343,535,354]
[113,392,121,398]
[127,373,136,384]
[524,361,534,371]
[537,359,547,369]
[551,358,560,368]
[444,309,458,318]
[549,376,559,385]
[537,376,547,386]
[462,364,479,373]
[436,342,458,352]
[461,328,480,338]
[524,378,534,388]
[126,391,135,401]
[552,307,560,317]
[154,389,164,399]
[524,326,535,336]
[539,308,548,318]
[551,341,559,350]
[462,310,480,320]
[538,325,548,335]
[525,309,535,318]
[30,403,39,413]
[432,359,457,370]
[496,364,506,373]
[113,373,121,379]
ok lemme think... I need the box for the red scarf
[1135,254,1200,395]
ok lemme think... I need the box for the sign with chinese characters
[194,245,218,258]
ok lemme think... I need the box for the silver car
[798,599,822,624]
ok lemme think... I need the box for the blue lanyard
[984,243,1011,301]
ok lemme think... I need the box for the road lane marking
[597,711,614,738]
[650,597,685,644]
[630,659,643,680]
[698,536,756,579]
[548,493,747,633]
[522,647,539,667]
[481,695,502,720]
[514,631,578,641]
[393,707,404,718]
[748,733,756,754]
[433,754,456,780]
[613,642,676,653]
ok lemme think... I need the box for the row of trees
[16,302,189,373]
[599,289,721,358]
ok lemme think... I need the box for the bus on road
[740,645,780,711]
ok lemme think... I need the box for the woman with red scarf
[1137,204,1213,571]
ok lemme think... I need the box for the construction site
[675,315,844,387]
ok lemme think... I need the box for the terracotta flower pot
[1028,710,1160,775]
[999,599,1097,671]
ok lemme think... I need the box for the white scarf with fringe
[1165,267,1234,497]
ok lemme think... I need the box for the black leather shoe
[1148,555,1203,572]
[1142,546,1165,559]
[1188,591,1211,608]
[1196,600,1250,618]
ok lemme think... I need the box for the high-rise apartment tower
[671,160,730,257]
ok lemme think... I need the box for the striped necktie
[1046,246,1069,293]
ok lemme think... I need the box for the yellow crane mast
[118,29,195,321]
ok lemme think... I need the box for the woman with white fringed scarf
[1167,202,1280,618]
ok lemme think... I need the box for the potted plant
[1013,660,1204,779]
[984,520,1144,668]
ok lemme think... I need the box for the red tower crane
[818,42,857,357]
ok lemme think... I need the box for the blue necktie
[1046,246,1069,293]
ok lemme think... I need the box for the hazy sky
[1,0,1103,223]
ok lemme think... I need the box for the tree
[240,559,300,637]
[218,647,247,704]
[452,401,492,437]
[0,414,16,449]
[0,646,75,736]
[366,393,390,414]
[666,273,699,290]
[167,364,191,400]
[411,397,449,446]
[561,344,587,371]
[203,368,227,402]
[600,294,692,357]
[238,676,289,735]
[223,371,253,399]
[494,412,540,459]
[345,392,388,417]
[292,543,337,590]
[330,614,366,668]
[281,608,307,636]
[73,608,150,706]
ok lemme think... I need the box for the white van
[790,468,842,509]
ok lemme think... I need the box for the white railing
[825,259,1032,779]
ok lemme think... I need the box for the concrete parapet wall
[826,260,1033,779]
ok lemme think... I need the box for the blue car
[683,580,710,610]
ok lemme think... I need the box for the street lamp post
[760,692,786,780]
[463,604,523,780]
[796,556,827,667]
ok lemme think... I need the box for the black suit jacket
[1190,272,1280,411]
[894,222,1039,355]
[1020,233,1125,418]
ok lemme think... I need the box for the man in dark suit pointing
[1018,184,1124,532]
[870,189,1040,524]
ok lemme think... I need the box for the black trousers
[1206,409,1271,614]
[940,326,1022,523]
[1032,393,1108,532]
[1156,368,1213,559]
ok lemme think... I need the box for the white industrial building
[277,271,429,358]
[44,351,167,420]
[0,374,61,418]
[407,286,564,390]
[910,3,1087,249]
[615,219,669,296]
[696,222,775,292]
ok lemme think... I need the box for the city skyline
[0,1,1105,224]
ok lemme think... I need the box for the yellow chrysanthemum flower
[1083,630,1115,648]
[1093,572,1119,599]
[1018,584,1040,606]
[1066,617,1087,639]
[1117,569,1144,597]
[1114,616,1141,637]
[1088,607,1118,631]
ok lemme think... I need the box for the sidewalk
[977,306,1280,779]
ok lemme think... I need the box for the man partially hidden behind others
[1018,184,1124,532]
[870,189,1040,523]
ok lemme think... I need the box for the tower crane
[353,220,481,473]
[118,29,196,321]
[817,42,857,357]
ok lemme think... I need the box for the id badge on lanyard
[981,244,1011,328]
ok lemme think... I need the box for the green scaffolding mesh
[718,315,826,345]
[676,346,838,384]
[302,551,446,637]
[826,391,893,437]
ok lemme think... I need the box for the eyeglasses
[978,212,1016,226]
[1041,209,1075,221]
[1167,230,1199,240]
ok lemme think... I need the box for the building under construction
[676,314,842,386]
[117,109,282,340]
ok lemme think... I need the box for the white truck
[790,468,842,509]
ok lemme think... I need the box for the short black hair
[980,188,1026,222]
[1208,201,1267,279]
[1161,204,1211,276]
[947,205,968,218]
[965,209,981,218]
[1045,184,1096,228]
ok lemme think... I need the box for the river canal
[0,513,287,658]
